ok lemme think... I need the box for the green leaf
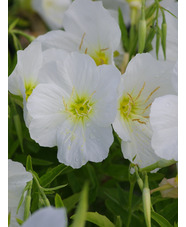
[13,114,24,153]
[71,182,89,227]
[104,164,129,181]
[16,218,24,225]
[118,7,129,52]
[151,211,173,227]
[156,26,161,60]
[85,212,115,227]
[145,3,157,19]
[55,193,64,208]
[26,155,33,171]
[31,158,53,166]
[9,18,19,31]
[115,216,122,227]
[42,184,68,192]
[40,164,68,187]
[8,212,11,227]
[63,193,81,213]
[8,140,19,158]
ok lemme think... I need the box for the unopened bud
[161,21,167,60]
[142,174,151,227]
[138,0,146,53]
[138,20,146,53]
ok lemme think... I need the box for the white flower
[101,0,130,25]
[8,41,67,126]
[32,0,72,30]
[22,207,67,227]
[113,53,176,168]
[8,159,33,227]
[150,0,178,62]
[36,0,121,66]
[27,52,121,168]
[150,95,178,161]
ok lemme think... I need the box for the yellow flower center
[25,83,36,101]
[63,89,96,123]
[91,49,109,66]
[119,82,160,125]
[78,33,109,66]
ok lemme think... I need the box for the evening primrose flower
[113,53,176,168]
[22,207,67,227]
[8,159,33,227]
[32,0,72,30]
[36,0,121,66]
[27,52,121,168]
[150,95,178,161]
[8,41,67,126]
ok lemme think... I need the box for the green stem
[139,159,177,172]
[31,172,50,207]
[126,180,135,227]
[11,29,35,42]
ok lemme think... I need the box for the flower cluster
[8,0,178,226]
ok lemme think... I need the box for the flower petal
[22,207,67,227]
[57,120,113,168]
[150,95,178,161]
[121,121,161,169]
[63,0,121,51]
[27,84,68,147]
[36,30,80,52]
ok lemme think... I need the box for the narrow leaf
[86,212,115,227]
[115,216,122,227]
[13,114,24,153]
[63,193,81,213]
[151,211,173,227]
[26,155,33,171]
[55,193,64,208]
[40,164,68,187]
[71,183,89,227]
[118,7,129,51]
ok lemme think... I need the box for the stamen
[132,119,146,124]
[127,103,132,117]
[62,97,68,111]
[135,82,146,101]
[144,86,160,103]
[79,32,86,51]
[85,48,88,54]
[127,93,135,104]
[142,102,152,114]
[100,47,109,52]
[143,116,149,118]
[89,90,96,99]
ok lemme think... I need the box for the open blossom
[150,95,178,161]
[27,52,121,168]
[8,41,67,126]
[32,0,72,30]
[8,159,33,227]
[22,207,67,227]
[36,0,121,66]
[113,53,176,168]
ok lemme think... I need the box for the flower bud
[161,14,167,60]
[138,0,146,53]
[138,20,146,53]
[142,174,151,227]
